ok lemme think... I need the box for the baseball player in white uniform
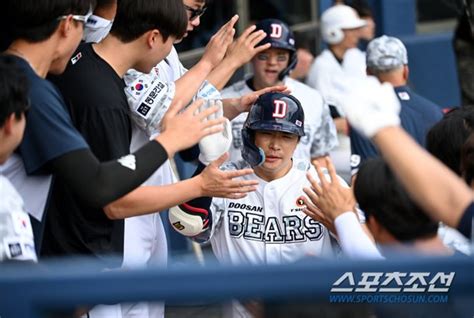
[306,4,367,181]
[170,92,344,318]
[221,19,338,167]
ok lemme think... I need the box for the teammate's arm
[222,85,289,120]
[103,154,257,219]
[374,127,474,235]
[206,24,270,90]
[171,16,237,106]
[340,77,474,238]
[50,99,225,210]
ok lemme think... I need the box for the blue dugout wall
[0,256,473,317]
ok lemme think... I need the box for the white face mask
[83,15,113,43]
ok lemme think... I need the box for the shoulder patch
[71,52,82,65]
[397,91,410,101]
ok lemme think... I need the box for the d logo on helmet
[270,23,283,38]
[272,100,288,118]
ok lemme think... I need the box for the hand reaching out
[198,153,258,199]
[302,157,356,232]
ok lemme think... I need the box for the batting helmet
[242,92,305,167]
[321,5,366,45]
[255,19,297,80]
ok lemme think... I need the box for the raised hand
[224,24,271,68]
[237,85,290,113]
[302,157,356,225]
[198,153,258,199]
[201,15,239,69]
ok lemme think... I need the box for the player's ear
[145,29,162,49]
[402,65,409,81]
[2,113,16,135]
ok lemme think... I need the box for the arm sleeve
[49,140,168,208]
[334,212,384,260]
[457,201,474,239]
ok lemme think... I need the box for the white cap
[321,5,367,44]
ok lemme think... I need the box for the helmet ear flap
[241,129,265,167]
[323,27,344,44]
[279,52,298,80]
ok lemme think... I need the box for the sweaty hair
[426,107,474,175]
[0,55,30,126]
[4,0,93,43]
[354,158,439,242]
[110,0,187,43]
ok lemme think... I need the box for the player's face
[341,28,361,49]
[252,48,290,89]
[182,0,206,38]
[0,113,26,164]
[253,130,298,181]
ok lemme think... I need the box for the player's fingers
[167,100,184,117]
[185,99,205,116]
[303,186,320,205]
[227,183,258,193]
[224,168,256,179]
[210,152,229,167]
[226,193,247,200]
[314,162,329,189]
[325,156,338,183]
[247,29,266,44]
[253,42,271,53]
[227,14,239,29]
[201,123,224,137]
[306,172,323,195]
[239,25,257,40]
[197,105,220,120]
[202,118,226,130]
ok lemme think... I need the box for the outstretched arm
[339,77,474,237]
[207,24,270,90]
[104,153,258,219]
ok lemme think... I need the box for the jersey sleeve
[124,68,175,136]
[19,82,88,175]
[310,100,339,158]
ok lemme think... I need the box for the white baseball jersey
[221,77,338,163]
[83,14,113,43]
[115,47,221,317]
[306,48,367,182]
[306,48,367,115]
[0,175,37,262]
[197,159,336,265]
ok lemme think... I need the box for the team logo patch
[295,120,302,127]
[137,103,151,117]
[117,154,136,171]
[8,243,22,258]
[397,91,410,101]
[71,52,82,65]
[173,221,185,231]
[272,100,288,118]
[296,197,305,207]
